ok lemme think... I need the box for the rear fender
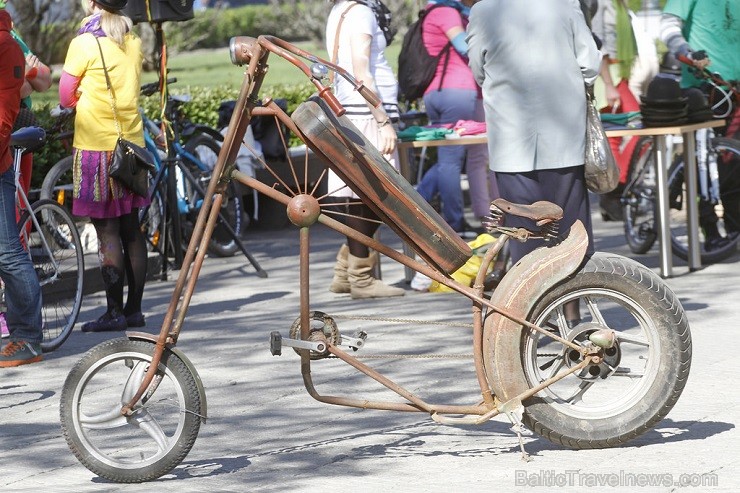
[484,221,589,399]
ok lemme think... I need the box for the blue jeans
[0,169,42,344]
[416,88,480,231]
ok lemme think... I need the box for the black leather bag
[110,138,155,197]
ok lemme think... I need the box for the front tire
[60,338,202,483]
[623,136,658,254]
[668,137,740,263]
[20,200,84,352]
[183,133,243,257]
[486,253,691,448]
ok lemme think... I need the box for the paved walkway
[1,202,738,492]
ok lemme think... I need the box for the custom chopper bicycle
[59,36,692,483]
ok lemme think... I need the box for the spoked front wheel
[622,136,658,254]
[20,199,84,352]
[486,253,691,448]
[60,338,203,483]
[668,137,740,264]
[183,133,243,257]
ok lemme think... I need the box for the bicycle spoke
[612,366,645,378]
[584,296,608,326]
[615,331,650,347]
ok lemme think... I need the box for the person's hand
[690,50,711,70]
[604,83,620,111]
[378,123,396,156]
[25,53,41,69]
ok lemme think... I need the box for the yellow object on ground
[430,234,497,293]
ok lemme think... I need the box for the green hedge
[30,82,315,189]
[162,5,306,52]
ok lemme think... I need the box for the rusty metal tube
[121,194,224,415]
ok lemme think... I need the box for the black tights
[91,210,148,316]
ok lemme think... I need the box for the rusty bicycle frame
[119,35,608,426]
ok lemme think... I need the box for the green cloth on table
[397,126,454,142]
[600,111,641,125]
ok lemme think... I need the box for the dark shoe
[81,312,127,333]
[125,312,146,328]
[0,340,43,367]
[599,193,624,222]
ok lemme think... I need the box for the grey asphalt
[2,200,738,493]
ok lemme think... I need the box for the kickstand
[501,398,532,462]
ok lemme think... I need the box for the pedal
[340,330,367,351]
[270,331,282,356]
[269,331,327,356]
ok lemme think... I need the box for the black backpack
[397,5,452,104]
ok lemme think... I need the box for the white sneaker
[410,272,432,292]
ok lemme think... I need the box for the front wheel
[60,338,203,483]
[622,136,658,254]
[486,253,691,448]
[668,137,740,263]
[182,134,243,257]
[20,200,84,352]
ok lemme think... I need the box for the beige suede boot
[347,253,405,299]
[329,244,351,293]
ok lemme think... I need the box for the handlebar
[676,54,738,94]
[229,36,383,117]
[141,77,178,97]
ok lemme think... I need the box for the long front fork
[120,43,269,415]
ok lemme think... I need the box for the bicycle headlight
[229,36,260,66]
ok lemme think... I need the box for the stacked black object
[640,77,688,127]
[684,87,714,123]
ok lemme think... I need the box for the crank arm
[270,331,326,356]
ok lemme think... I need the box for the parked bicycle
[2,127,84,352]
[622,59,740,263]
[40,80,262,276]
[59,36,691,483]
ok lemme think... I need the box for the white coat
[467,0,602,173]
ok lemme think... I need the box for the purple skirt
[71,148,150,219]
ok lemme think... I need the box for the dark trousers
[494,165,594,264]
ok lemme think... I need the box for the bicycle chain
[328,313,474,360]
[332,313,474,328]
[325,315,563,360]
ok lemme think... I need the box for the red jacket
[0,10,24,174]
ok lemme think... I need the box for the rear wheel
[40,155,74,212]
[60,338,202,483]
[183,134,243,257]
[485,253,691,448]
[622,136,658,254]
[19,200,84,352]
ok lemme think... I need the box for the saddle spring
[483,203,561,243]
